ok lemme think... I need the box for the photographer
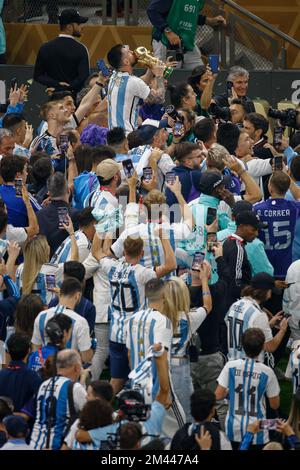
[73,389,166,449]
[213,66,255,113]
[147,0,226,70]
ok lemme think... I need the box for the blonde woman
[163,262,212,421]
[16,216,78,305]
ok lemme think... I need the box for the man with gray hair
[0,128,14,159]
[213,66,255,114]
[37,171,79,257]
[30,349,87,450]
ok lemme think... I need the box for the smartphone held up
[192,251,205,271]
[122,159,134,178]
[58,207,69,229]
[14,178,23,197]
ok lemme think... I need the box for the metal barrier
[2,0,300,69]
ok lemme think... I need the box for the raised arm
[166,176,194,230]
[200,68,216,110]
[198,262,212,314]
[63,216,79,262]
[75,72,108,123]
[22,185,39,238]
[155,226,177,278]
[223,155,262,203]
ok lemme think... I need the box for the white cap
[141,118,161,128]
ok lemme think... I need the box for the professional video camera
[167,44,186,63]
[209,102,232,122]
[165,105,184,123]
[100,389,151,450]
[118,389,150,422]
[268,107,300,130]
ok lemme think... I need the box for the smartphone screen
[11,77,17,89]
[46,274,56,290]
[208,55,219,74]
[166,171,176,185]
[143,167,153,182]
[174,122,184,137]
[259,419,277,430]
[14,178,23,197]
[122,159,134,178]
[227,81,233,99]
[58,207,69,228]
[207,233,218,252]
[273,127,284,149]
[274,156,283,171]
[192,252,205,271]
[97,59,111,78]
[59,135,69,157]
[206,207,217,225]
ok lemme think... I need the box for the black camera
[168,44,185,62]
[165,105,184,123]
[118,389,150,422]
[268,107,300,129]
[209,102,232,122]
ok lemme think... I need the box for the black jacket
[189,256,229,355]
[36,200,79,259]
[223,235,252,309]
[171,421,221,451]
[34,36,90,92]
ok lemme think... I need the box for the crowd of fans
[0,7,300,453]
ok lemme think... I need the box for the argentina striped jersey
[126,308,173,403]
[217,358,280,444]
[100,258,157,344]
[16,262,64,305]
[107,71,150,135]
[30,377,86,450]
[285,340,300,394]
[50,230,91,264]
[32,304,91,353]
[226,297,273,362]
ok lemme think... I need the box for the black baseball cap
[235,210,267,229]
[199,172,225,195]
[59,9,88,25]
[232,200,253,218]
[250,272,281,295]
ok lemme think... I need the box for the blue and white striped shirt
[126,308,173,403]
[226,297,273,362]
[217,358,280,444]
[32,305,91,353]
[111,222,190,278]
[285,340,300,394]
[16,263,64,306]
[30,376,86,450]
[100,258,157,344]
[107,71,150,135]
[50,230,91,264]
[171,308,207,358]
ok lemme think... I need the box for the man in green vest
[147,0,226,70]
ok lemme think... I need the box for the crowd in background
[0,6,299,452]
